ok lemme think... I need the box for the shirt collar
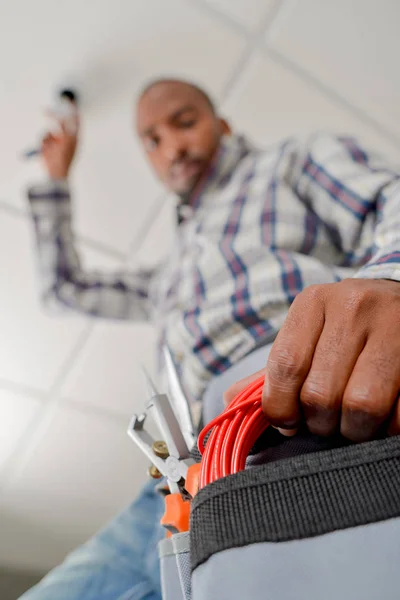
[176,134,254,222]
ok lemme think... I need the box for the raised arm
[28,115,156,321]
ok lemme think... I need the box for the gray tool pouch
[161,435,400,600]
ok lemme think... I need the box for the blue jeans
[21,345,271,600]
[20,479,165,600]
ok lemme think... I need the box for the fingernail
[278,427,298,437]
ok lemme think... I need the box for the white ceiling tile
[222,52,400,163]
[0,161,44,214]
[71,105,163,254]
[0,0,246,252]
[76,241,124,272]
[0,405,151,571]
[0,212,88,391]
[60,322,157,418]
[266,0,400,140]
[0,389,42,473]
[202,0,278,31]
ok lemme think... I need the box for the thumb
[223,368,265,407]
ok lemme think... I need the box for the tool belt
[129,349,400,600]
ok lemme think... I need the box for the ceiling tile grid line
[0,378,47,404]
[0,198,124,262]
[0,130,161,263]
[263,0,298,43]
[0,0,314,502]
[0,191,166,490]
[0,0,396,480]
[0,207,128,398]
[0,0,252,502]
[0,199,27,221]
[68,236,126,263]
[0,168,159,263]
[194,0,400,152]
[221,46,400,163]
[63,397,130,428]
[124,0,253,252]
[0,170,164,419]
[0,0,399,573]
[197,0,285,37]
[263,46,400,151]
[217,0,287,102]
[0,0,252,565]
[3,0,395,451]
[188,0,251,39]
[264,0,400,144]
[128,0,286,248]
[0,323,95,491]
[0,188,157,490]
[0,0,252,258]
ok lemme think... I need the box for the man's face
[136,82,225,197]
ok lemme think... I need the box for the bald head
[139,78,216,113]
[136,79,230,196]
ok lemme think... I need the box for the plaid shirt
[28,133,400,404]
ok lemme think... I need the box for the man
[23,79,400,599]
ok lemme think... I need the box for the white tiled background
[0,0,399,574]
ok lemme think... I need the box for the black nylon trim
[190,436,400,571]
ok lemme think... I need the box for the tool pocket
[159,532,191,600]
[189,436,400,600]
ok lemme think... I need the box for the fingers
[341,334,400,442]
[45,109,79,137]
[223,368,298,437]
[223,369,264,407]
[45,109,67,132]
[300,313,366,436]
[228,280,399,443]
[42,132,55,144]
[41,132,56,153]
[44,110,66,136]
[262,285,326,428]
[388,392,400,436]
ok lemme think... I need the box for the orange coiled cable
[198,376,269,488]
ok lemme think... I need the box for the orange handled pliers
[127,347,200,535]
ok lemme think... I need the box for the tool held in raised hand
[22,88,79,159]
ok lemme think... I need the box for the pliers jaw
[127,388,195,497]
